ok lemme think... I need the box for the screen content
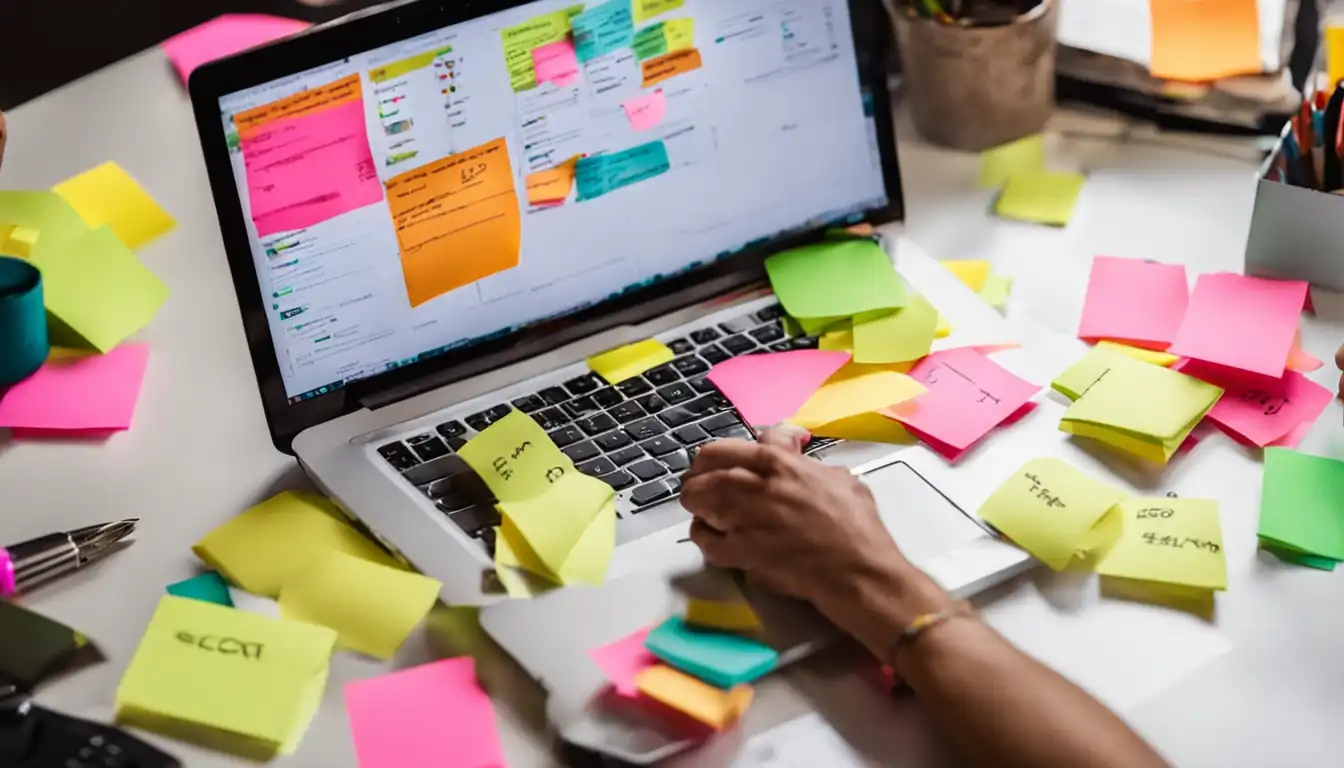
[217,0,888,401]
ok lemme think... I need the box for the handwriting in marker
[1141,532,1220,553]
[1022,472,1065,508]
[546,467,565,483]
[1137,507,1174,519]
[175,631,263,660]
[511,442,532,460]
[1240,389,1288,416]
[491,457,514,481]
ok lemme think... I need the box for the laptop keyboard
[374,302,833,556]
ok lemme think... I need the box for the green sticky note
[978,134,1045,188]
[166,572,235,607]
[1060,357,1222,443]
[994,170,1086,226]
[1052,345,1144,401]
[851,295,938,364]
[1258,448,1344,561]
[632,23,668,60]
[1260,539,1340,571]
[795,315,848,337]
[115,596,336,761]
[644,616,778,688]
[0,191,87,241]
[765,239,906,319]
[28,226,168,353]
[979,273,1013,310]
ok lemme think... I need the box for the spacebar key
[630,481,673,509]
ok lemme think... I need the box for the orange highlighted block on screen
[233,73,362,139]
[641,48,702,88]
[385,137,522,308]
[1149,0,1261,82]
[525,156,580,206]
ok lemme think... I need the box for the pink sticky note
[1204,370,1332,447]
[162,14,310,85]
[345,658,504,768]
[0,345,149,432]
[1269,419,1314,449]
[707,350,851,428]
[886,349,1040,461]
[1287,345,1323,373]
[623,90,667,132]
[533,39,580,86]
[588,627,657,698]
[1077,256,1188,349]
[1167,273,1308,378]
[241,100,383,237]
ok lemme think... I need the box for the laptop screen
[216,0,889,402]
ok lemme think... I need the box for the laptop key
[540,386,570,405]
[378,442,420,471]
[616,377,653,397]
[476,526,498,556]
[667,476,683,494]
[750,324,784,344]
[595,430,633,451]
[407,434,451,462]
[792,336,819,350]
[658,407,696,428]
[628,460,668,482]
[563,396,601,419]
[644,365,680,386]
[673,424,710,445]
[689,328,721,345]
[641,436,680,457]
[450,506,500,536]
[511,394,546,413]
[716,426,755,441]
[548,426,584,448]
[657,382,696,405]
[662,451,691,473]
[434,493,476,513]
[533,407,570,430]
[721,335,756,356]
[436,420,467,439]
[671,356,710,377]
[563,440,601,463]
[689,377,715,394]
[683,395,721,417]
[769,341,794,352]
[446,436,468,451]
[465,413,492,432]
[635,393,668,414]
[719,316,754,334]
[577,456,619,477]
[699,344,730,365]
[577,413,618,435]
[608,445,646,466]
[487,404,512,420]
[565,373,603,395]
[701,412,742,435]
[592,387,624,408]
[609,401,647,423]
[631,480,673,508]
[667,338,694,354]
[625,417,668,441]
[600,470,637,490]
[755,304,784,322]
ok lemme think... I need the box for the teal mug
[0,256,49,385]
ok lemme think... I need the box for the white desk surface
[4,47,1344,767]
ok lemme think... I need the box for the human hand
[1336,344,1344,400]
[0,109,7,171]
[681,427,954,656]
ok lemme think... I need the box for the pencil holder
[887,0,1059,151]
[1245,123,1344,291]
[0,256,48,385]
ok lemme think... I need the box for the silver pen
[0,520,137,597]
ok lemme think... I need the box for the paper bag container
[1245,123,1344,291]
[888,0,1059,151]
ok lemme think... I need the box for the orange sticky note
[525,156,580,205]
[634,666,753,730]
[642,48,702,88]
[1149,0,1261,82]
[385,137,521,307]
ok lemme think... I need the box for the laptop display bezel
[189,0,905,453]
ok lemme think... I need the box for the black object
[0,692,181,767]
[1323,83,1344,192]
[0,603,97,694]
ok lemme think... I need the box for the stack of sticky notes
[788,361,926,444]
[1053,346,1222,464]
[1095,497,1227,615]
[977,134,1086,227]
[1078,256,1189,351]
[1168,273,1308,380]
[458,411,618,591]
[116,596,337,761]
[1258,448,1344,571]
[707,349,852,427]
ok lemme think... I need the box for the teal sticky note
[573,0,634,62]
[575,141,671,201]
[166,572,235,607]
[644,616,777,688]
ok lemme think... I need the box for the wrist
[811,548,956,659]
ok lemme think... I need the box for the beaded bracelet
[887,604,971,664]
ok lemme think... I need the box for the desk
[3,48,1343,767]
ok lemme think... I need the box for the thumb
[757,423,810,453]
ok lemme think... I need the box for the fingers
[1336,344,1344,373]
[681,467,765,531]
[688,438,780,476]
[689,520,734,567]
[757,424,810,453]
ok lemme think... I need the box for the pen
[0,520,138,597]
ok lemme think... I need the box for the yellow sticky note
[493,525,556,598]
[1094,341,1178,368]
[1052,345,1138,401]
[1061,358,1222,444]
[808,412,915,444]
[116,596,336,761]
[1060,420,1172,465]
[587,339,676,384]
[633,0,685,24]
[499,472,614,578]
[634,665,753,730]
[1,226,39,258]
[556,501,617,586]
[685,598,760,632]
[935,314,952,338]
[0,190,87,240]
[818,327,853,351]
[54,162,175,250]
[277,551,440,659]
[664,18,695,51]
[994,171,1086,226]
[978,458,1130,571]
[852,295,938,364]
[978,274,1012,311]
[1331,27,1344,89]
[192,491,402,597]
[942,260,991,292]
[790,364,925,430]
[978,134,1044,188]
[1096,497,1226,592]
[458,410,577,503]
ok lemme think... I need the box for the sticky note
[790,364,925,430]
[27,226,168,353]
[192,490,402,597]
[533,39,580,86]
[385,137,520,307]
[1329,27,1344,88]
[53,162,175,250]
[644,616,778,689]
[887,349,1041,460]
[1052,345,1136,401]
[664,18,695,51]
[1287,342,1323,373]
[623,90,667,131]
[633,23,669,60]
[1168,273,1307,378]
[1,226,40,258]
[1263,542,1339,571]
[458,410,581,503]
[555,501,618,586]
[977,458,1130,570]
[161,14,310,84]
[706,349,850,427]
[1078,256,1189,349]
[525,155,580,205]
[346,658,504,768]
[1094,341,1178,368]
[765,239,906,319]
[807,412,915,444]
[1149,0,1261,82]
[941,260,991,292]
[589,627,658,697]
[575,140,671,201]
[278,551,441,659]
[0,344,149,432]
[0,191,88,240]
[1096,498,1227,592]
[634,665,753,730]
[501,7,581,91]
[685,599,760,632]
[993,170,1086,226]
[493,525,556,598]
[573,0,635,62]
[1258,448,1344,561]
[590,339,675,384]
[166,572,235,607]
[978,273,1012,311]
[978,134,1044,188]
[818,326,853,352]
[116,596,336,760]
[1204,370,1332,447]
[851,296,938,364]
[634,0,685,24]
[642,48,703,87]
